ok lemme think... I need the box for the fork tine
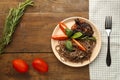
[105,16,112,29]
[105,16,109,29]
[108,16,110,28]
[105,16,108,28]
[110,16,112,29]
[108,16,112,29]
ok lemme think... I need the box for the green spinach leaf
[65,40,73,51]
[65,28,73,38]
[72,32,82,39]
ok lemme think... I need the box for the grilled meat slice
[73,18,94,37]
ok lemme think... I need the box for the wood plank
[0,0,88,13]
[0,0,88,53]
[0,12,88,52]
[0,0,90,80]
[0,53,90,80]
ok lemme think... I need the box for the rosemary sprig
[0,0,34,54]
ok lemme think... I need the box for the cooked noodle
[55,39,96,63]
[55,18,96,63]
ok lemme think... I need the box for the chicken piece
[73,18,94,37]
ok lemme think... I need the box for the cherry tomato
[12,59,29,73]
[52,35,68,40]
[32,58,48,73]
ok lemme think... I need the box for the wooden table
[0,0,89,80]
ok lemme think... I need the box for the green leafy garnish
[88,36,96,41]
[72,32,82,39]
[81,36,96,41]
[0,0,34,54]
[65,40,73,51]
[65,28,73,38]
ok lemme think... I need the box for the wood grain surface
[0,53,89,80]
[0,0,89,80]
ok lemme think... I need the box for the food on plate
[12,59,29,73]
[59,22,68,34]
[32,58,48,73]
[52,18,96,63]
[73,18,94,37]
[72,38,86,51]
[51,35,68,40]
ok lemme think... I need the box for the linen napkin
[89,0,120,80]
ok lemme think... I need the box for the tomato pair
[12,58,48,73]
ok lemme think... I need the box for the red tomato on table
[12,59,29,73]
[32,58,48,73]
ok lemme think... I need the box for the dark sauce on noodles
[56,39,96,63]
[55,18,96,63]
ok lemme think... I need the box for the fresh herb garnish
[65,40,73,51]
[72,32,82,39]
[65,28,73,38]
[0,0,34,54]
[81,36,96,41]
[88,36,96,41]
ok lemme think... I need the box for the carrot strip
[59,22,68,34]
[52,35,68,40]
[72,39,86,51]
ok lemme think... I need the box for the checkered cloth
[89,0,120,80]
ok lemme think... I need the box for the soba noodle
[55,39,96,63]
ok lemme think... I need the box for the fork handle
[106,36,111,66]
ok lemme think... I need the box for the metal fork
[105,16,112,67]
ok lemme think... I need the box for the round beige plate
[51,17,101,67]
